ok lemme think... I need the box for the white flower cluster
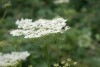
[0,51,30,67]
[10,17,70,38]
[54,0,69,4]
[54,58,77,67]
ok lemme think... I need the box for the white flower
[73,62,77,65]
[0,51,30,67]
[10,29,23,36]
[16,18,33,29]
[54,0,69,4]
[53,63,59,67]
[10,17,70,38]
[67,58,71,61]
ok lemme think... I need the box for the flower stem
[0,47,3,52]
[56,43,60,62]
[56,33,61,62]
[14,44,18,51]
[19,62,22,67]
[43,36,51,67]
[0,10,7,23]
[44,44,50,67]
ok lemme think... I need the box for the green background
[0,0,100,67]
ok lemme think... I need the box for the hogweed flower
[67,58,71,61]
[54,0,69,4]
[53,63,59,67]
[10,17,70,38]
[73,62,78,65]
[53,58,78,67]
[0,51,30,67]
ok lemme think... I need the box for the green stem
[19,62,22,67]
[56,33,61,62]
[43,36,50,67]
[0,10,7,23]
[56,43,60,62]
[14,44,18,51]
[44,44,50,67]
[0,47,3,52]
[14,38,19,51]
[13,64,17,67]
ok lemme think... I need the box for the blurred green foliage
[0,0,100,67]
